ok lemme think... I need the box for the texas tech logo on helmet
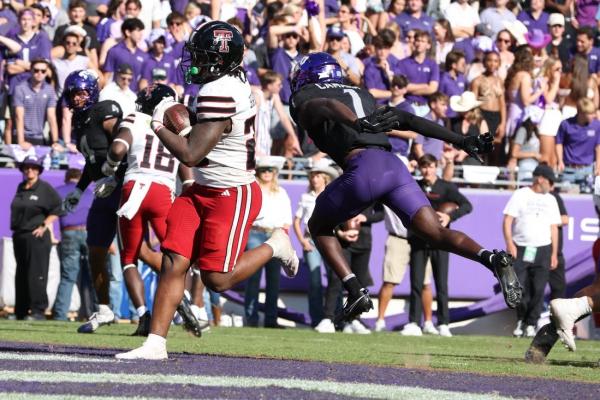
[213,29,233,53]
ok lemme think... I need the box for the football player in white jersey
[102,84,207,337]
[116,21,299,360]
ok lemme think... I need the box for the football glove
[354,106,401,133]
[63,188,82,213]
[458,132,494,163]
[94,176,118,198]
[101,155,120,176]
[151,96,177,133]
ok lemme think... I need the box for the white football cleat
[115,344,168,360]
[550,299,580,351]
[77,304,115,333]
[525,325,536,338]
[266,229,299,278]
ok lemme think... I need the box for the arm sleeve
[395,109,464,146]
[364,203,385,224]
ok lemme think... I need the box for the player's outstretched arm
[102,127,132,176]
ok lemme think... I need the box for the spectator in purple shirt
[395,0,435,38]
[96,0,126,43]
[12,59,59,150]
[572,26,600,75]
[103,17,146,91]
[139,29,176,90]
[267,25,304,106]
[0,1,18,37]
[575,0,600,28]
[364,34,400,104]
[397,30,440,116]
[6,8,52,96]
[517,0,550,33]
[439,51,467,121]
[414,92,448,160]
[556,97,600,192]
[53,168,94,321]
[387,74,417,162]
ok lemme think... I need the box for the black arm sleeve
[395,109,464,146]
[76,163,93,192]
[364,203,385,224]
[445,182,473,221]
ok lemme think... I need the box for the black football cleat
[176,296,209,337]
[334,288,373,325]
[492,250,522,309]
[525,322,559,364]
[131,311,151,337]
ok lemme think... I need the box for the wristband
[106,154,121,167]
[113,138,130,152]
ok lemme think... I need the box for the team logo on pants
[213,30,233,53]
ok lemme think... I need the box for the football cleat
[176,296,209,337]
[131,311,151,337]
[550,298,580,351]
[334,288,373,325]
[492,250,522,309]
[77,304,114,333]
[524,322,559,364]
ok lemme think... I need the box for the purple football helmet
[63,70,100,111]
[290,52,343,92]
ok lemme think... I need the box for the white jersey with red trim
[119,111,179,191]
[194,74,257,188]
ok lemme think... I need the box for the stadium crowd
[0,0,598,339]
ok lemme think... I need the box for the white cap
[548,13,565,27]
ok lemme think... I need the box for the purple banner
[1,170,597,299]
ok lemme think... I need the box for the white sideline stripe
[2,395,172,400]
[0,370,516,400]
[0,353,112,363]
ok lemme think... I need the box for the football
[164,103,192,136]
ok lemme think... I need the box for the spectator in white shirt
[244,156,293,328]
[503,164,561,338]
[443,0,480,40]
[99,63,137,116]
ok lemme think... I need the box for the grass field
[0,319,598,383]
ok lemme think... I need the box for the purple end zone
[1,342,599,399]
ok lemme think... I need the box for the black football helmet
[136,84,177,115]
[181,21,245,84]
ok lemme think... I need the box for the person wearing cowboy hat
[293,159,339,330]
[10,155,61,320]
[449,91,489,165]
[244,156,293,329]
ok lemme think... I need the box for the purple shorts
[310,149,430,231]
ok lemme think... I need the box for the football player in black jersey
[289,53,523,324]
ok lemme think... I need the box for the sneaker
[176,295,210,337]
[131,311,151,337]
[513,320,524,337]
[550,298,580,351]
[220,314,233,327]
[524,322,559,364]
[77,304,115,333]
[334,288,374,325]
[115,343,168,360]
[400,322,422,336]
[438,324,452,337]
[525,325,536,338]
[492,250,522,309]
[266,229,299,278]
[343,319,371,334]
[374,319,386,332]
[422,320,439,335]
[314,318,336,333]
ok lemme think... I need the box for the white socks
[576,296,593,317]
[136,306,147,318]
[145,333,166,349]
[190,304,209,321]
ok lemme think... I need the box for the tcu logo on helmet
[213,29,233,53]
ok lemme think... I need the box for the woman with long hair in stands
[536,57,563,167]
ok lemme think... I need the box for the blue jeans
[54,230,88,320]
[107,239,123,318]
[244,230,281,327]
[303,239,324,326]
[561,165,593,193]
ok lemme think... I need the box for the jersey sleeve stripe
[197,96,235,103]
[196,106,237,114]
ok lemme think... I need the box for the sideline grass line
[2,395,176,400]
[0,370,516,400]
[0,352,112,363]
